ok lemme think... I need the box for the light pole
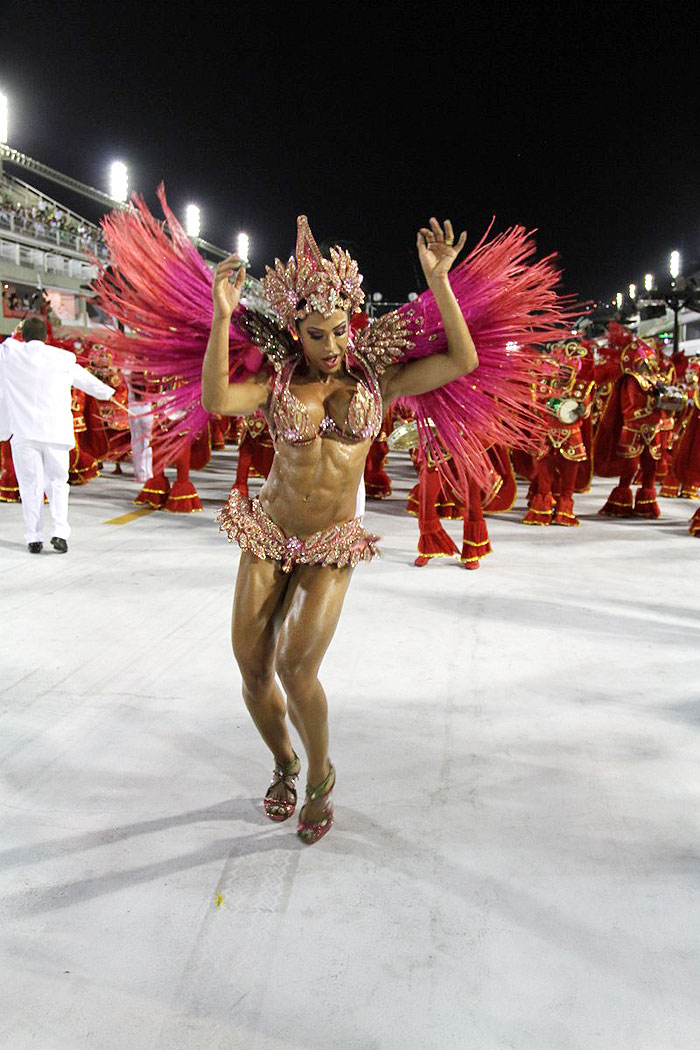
[616,291,623,312]
[644,273,654,293]
[628,283,637,301]
[670,250,681,355]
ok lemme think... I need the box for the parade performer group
[92,186,574,846]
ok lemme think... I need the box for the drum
[654,385,688,413]
[387,418,437,451]
[546,397,581,424]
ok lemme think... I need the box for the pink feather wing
[394,224,582,491]
[91,185,262,468]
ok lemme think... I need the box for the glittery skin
[267,356,383,446]
[217,490,379,573]
[262,216,365,331]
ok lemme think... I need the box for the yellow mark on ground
[214,893,225,908]
[104,507,156,525]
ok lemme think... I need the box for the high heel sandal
[297,763,336,845]
[263,752,301,822]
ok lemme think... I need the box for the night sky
[2,6,698,305]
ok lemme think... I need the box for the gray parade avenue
[1,450,699,1050]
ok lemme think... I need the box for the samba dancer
[202,218,476,843]
[94,189,573,846]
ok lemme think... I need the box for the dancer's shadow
[0,796,266,872]
[1,796,303,916]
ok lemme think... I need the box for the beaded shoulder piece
[352,310,415,376]
[238,309,296,372]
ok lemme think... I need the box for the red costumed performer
[595,327,673,518]
[523,339,594,527]
[403,425,515,568]
[232,411,274,497]
[363,414,393,499]
[0,439,20,502]
[674,374,700,536]
[88,346,132,471]
[658,352,695,499]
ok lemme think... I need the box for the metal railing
[0,234,97,281]
[0,210,108,260]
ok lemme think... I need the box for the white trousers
[129,404,153,483]
[10,437,71,543]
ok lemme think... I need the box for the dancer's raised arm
[201,255,268,415]
[383,218,478,402]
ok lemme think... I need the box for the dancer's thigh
[232,550,289,671]
[277,564,354,677]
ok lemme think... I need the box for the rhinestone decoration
[267,356,383,445]
[353,310,414,375]
[216,490,380,572]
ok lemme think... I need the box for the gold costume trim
[217,489,379,572]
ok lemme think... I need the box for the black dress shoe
[50,536,68,553]
[28,542,43,554]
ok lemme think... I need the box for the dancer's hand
[212,254,246,318]
[417,218,467,288]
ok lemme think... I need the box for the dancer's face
[297,310,349,376]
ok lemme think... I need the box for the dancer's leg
[231,551,296,770]
[276,564,354,818]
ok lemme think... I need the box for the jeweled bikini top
[267,356,382,447]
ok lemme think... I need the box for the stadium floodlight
[185,204,201,239]
[669,250,680,279]
[0,93,8,144]
[616,291,623,310]
[628,283,636,300]
[644,273,654,292]
[236,232,249,262]
[109,161,128,203]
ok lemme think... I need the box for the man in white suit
[0,316,115,553]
